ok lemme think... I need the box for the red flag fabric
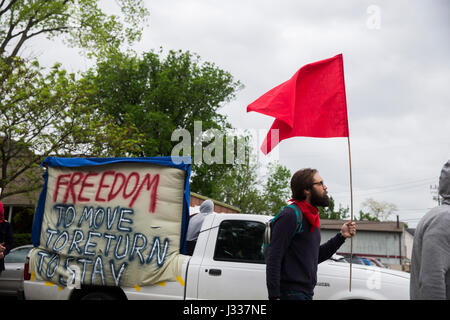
[247,54,349,155]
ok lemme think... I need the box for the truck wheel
[80,291,117,300]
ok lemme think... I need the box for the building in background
[1,189,39,235]
[190,192,240,215]
[320,219,411,271]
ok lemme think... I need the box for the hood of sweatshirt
[199,199,214,214]
[439,160,450,205]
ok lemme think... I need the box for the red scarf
[288,199,320,232]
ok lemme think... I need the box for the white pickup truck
[23,213,410,300]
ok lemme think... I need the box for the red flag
[247,54,349,154]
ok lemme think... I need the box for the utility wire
[332,177,437,196]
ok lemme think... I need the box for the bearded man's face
[310,174,330,208]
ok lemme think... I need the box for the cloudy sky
[32,0,449,227]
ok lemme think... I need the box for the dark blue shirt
[266,206,346,299]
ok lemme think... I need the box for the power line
[397,206,434,211]
[356,177,437,191]
[332,177,437,196]
[401,217,424,222]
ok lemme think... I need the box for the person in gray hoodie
[185,199,215,255]
[410,160,450,300]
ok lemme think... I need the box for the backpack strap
[263,204,304,255]
[285,203,303,237]
[270,204,303,238]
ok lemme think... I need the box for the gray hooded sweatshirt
[410,160,450,299]
[186,200,214,241]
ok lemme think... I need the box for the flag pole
[347,135,354,292]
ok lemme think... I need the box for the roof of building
[320,219,405,233]
[190,192,241,213]
[0,191,39,206]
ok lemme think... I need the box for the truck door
[197,219,267,300]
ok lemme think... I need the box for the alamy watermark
[366,5,382,30]
[170,121,280,165]
[366,269,382,290]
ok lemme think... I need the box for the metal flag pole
[347,136,354,292]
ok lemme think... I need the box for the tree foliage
[318,196,350,220]
[84,48,245,197]
[210,156,292,215]
[0,56,140,199]
[0,1,295,215]
[84,49,242,156]
[0,0,148,60]
[0,0,148,199]
[358,210,380,222]
[262,162,291,214]
[358,198,398,221]
[207,141,261,214]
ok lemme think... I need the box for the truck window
[213,220,265,264]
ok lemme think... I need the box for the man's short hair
[290,168,317,201]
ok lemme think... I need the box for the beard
[310,187,330,207]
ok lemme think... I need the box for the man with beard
[266,168,356,300]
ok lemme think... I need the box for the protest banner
[29,156,191,288]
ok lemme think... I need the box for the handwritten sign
[30,157,191,288]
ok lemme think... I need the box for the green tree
[84,49,243,194]
[0,0,148,60]
[263,162,291,215]
[318,196,350,220]
[0,0,148,199]
[218,162,264,215]
[189,131,251,200]
[359,198,398,221]
[0,56,142,199]
[358,210,380,222]
[206,145,293,216]
[85,49,242,156]
[211,145,266,215]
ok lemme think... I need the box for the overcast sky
[31,0,449,227]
